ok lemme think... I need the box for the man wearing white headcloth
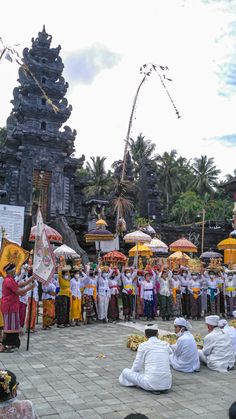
[218,319,236,354]
[169,317,200,372]
[198,315,235,372]
[119,324,172,392]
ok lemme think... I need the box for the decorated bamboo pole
[116,63,180,229]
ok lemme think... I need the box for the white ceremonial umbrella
[144,238,168,254]
[124,230,152,268]
[123,230,152,244]
[123,230,152,318]
[54,244,80,260]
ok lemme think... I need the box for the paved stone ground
[0,317,235,419]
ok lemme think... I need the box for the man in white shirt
[218,319,236,354]
[169,317,200,372]
[198,315,235,372]
[119,324,172,392]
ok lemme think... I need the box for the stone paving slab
[0,319,235,418]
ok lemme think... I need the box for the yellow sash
[226,287,235,292]
[192,287,200,300]
[124,284,135,295]
[172,288,178,304]
[85,284,97,300]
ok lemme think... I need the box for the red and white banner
[33,209,56,285]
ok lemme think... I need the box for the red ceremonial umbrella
[29,224,63,244]
[102,250,127,263]
[169,237,197,253]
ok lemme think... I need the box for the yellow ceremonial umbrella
[168,251,190,260]
[129,243,153,258]
[217,237,236,267]
[124,230,152,268]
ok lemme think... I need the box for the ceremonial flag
[33,209,55,285]
[0,238,29,277]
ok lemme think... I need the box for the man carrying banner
[0,263,35,352]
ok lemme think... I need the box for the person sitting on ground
[169,317,200,372]
[119,323,172,392]
[198,315,235,372]
[219,319,236,354]
[229,401,236,419]
[0,369,39,418]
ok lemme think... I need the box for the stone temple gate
[0,26,88,261]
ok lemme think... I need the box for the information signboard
[0,204,25,246]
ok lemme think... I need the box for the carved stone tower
[1,26,84,222]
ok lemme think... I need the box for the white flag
[33,209,55,284]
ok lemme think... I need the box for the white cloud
[0,0,236,178]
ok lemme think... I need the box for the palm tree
[156,150,180,214]
[190,155,221,195]
[84,156,111,197]
[129,133,157,177]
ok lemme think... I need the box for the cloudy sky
[1,0,236,178]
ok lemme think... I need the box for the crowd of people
[1,261,236,417]
[1,262,236,352]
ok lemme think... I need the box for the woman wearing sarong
[108,269,121,322]
[157,270,173,321]
[201,275,208,315]
[70,270,83,326]
[179,268,191,318]
[0,264,35,352]
[224,271,236,316]
[141,272,155,320]
[26,280,38,332]
[207,271,220,314]
[121,268,137,321]
[189,273,202,319]
[171,271,182,317]
[42,282,56,329]
[56,266,72,328]
[135,271,144,319]
[81,267,98,324]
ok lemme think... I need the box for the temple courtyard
[0,319,235,419]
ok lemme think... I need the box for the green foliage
[170,191,233,226]
[170,191,203,225]
[78,134,233,226]
[134,217,153,228]
[190,155,221,195]
[83,156,112,197]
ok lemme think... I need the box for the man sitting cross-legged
[119,323,172,392]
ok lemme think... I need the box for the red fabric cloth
[1,275,20,313]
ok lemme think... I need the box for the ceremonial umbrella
[124,230,151,268]
[200,250,222,259]
[129,244,153,258]
[123,230,152,244]
[144,238,168,254]
[169,237,197,253]
[168,251,190,260]
[217,237,236,250]
[102,250,127,264]
[54,244,80,260]
[85,228,114,242]
[217,237,236,267]
[85,222,114,260]
[29,224,63,244]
